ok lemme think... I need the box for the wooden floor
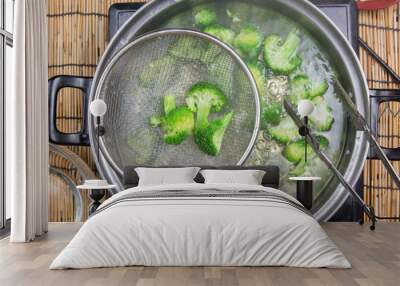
[0,223,399,286]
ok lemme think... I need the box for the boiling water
[152,1,347,199]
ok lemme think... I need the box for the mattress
[50,183,351,269]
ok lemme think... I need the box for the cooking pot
[50,0,369,221]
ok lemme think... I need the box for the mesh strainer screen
[96,29,260,172]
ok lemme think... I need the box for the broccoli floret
[263,29,302,75]
[169,37,205,61]
[266,116,299,144]
[247,61,266,97]
[290,159,307,176]
[289,74,310,102]
[185,82,226,128]
[262,103,283,126]
[163,94,176,114]
[150,95,194,145]
[139,56,176,87]
[194,9,217,28]
[283,141,306,164]
[309,79,329,99]
[309,96,334,131]
[127,129,156,164]
[282,135,329,164]
[233,25,264,59]
[287,75,332,131]
[283,136,328,176]
[289,74,328,104]
[194,112,234,156]
[204,25,235,46]
[162,107,195,145]
[186,82,233,156]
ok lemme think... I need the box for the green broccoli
[262,102,283,127]
[127,129,156,164]
[186,82,226,128]
[309,79,329,99]
[282,135,329,164]
[287,75,332,131]
[266,116,299,144]
[139,56,176,87]
[164,94,177,114]
[186,82,233,156]
[263,29,302,75]
[247,61,266,96]
[289,74,309,102]
[194,112,234,156]
[289,159,307,176]
[283,135,329,176]
[289,74,328,104]
[233,25,264,59]
[150,95,195,145]
[194,9,217,28]
[204,25,235,46]
[169,37,205,61]
[309,96,334,132]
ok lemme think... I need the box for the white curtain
[7,0,49,242]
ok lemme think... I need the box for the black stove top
[108,0,358,51]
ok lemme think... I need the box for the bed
[50,166,350,269]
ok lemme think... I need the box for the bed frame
[123,166,280,189]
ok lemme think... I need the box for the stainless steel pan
[84,0,368,221]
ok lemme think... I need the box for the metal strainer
[94,29,260,175]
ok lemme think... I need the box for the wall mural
[47,0,400,222]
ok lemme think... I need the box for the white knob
[297,99,315,117]
[90,99,107,117]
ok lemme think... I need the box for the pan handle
[48,75,93,146]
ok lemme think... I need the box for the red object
[357,0,400,10]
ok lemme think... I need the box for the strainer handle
[48,75,92,146]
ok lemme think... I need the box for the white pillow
[135,167,200,186]
[200,169,266,185]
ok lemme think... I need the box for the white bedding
[50,183,350,269]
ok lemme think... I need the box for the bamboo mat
[359,3,400,221]
[47,0,400,222]
[47,0,146,222]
